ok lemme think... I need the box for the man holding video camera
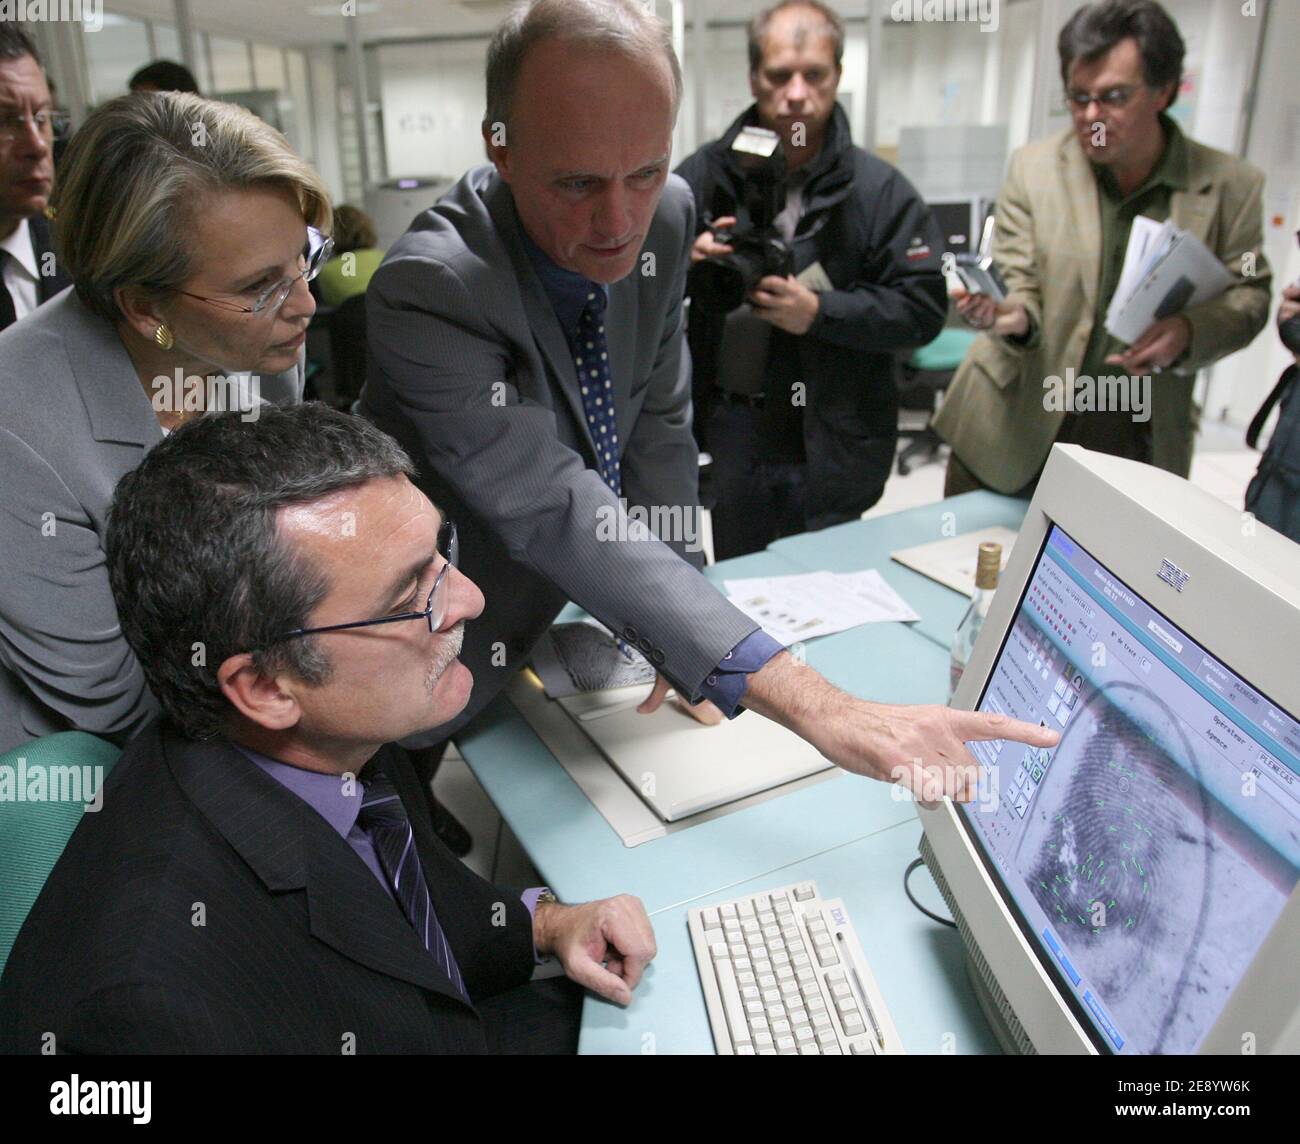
[676,0,946,559]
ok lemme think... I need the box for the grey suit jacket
[362,167,757,738]
[0,289,304,755]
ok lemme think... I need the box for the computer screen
[958,522,1300,1054]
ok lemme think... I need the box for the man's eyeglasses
[176,227,334,318]
[273,518,458,645]
[1065,85,1142,111]
[0,108,71,142]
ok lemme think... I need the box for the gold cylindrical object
[975,542,1002,591]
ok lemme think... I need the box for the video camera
[692,126,795,314]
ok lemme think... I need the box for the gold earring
[153,324,174,350]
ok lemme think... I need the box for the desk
[454,492,1029,1053]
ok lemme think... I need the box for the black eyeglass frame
[273,518,458,643]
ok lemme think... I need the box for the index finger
[953,709,1059,749]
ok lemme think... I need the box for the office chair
[0,731,121,976]
[896,327,977,476]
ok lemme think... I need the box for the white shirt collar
[0,217,40,281]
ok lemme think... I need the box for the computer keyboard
[688,880,905,1055]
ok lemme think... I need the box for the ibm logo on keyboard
[831,907,846,926]
[1156,558,1189,592]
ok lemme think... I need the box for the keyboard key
[720,904,738,921]
[736,1044,756,1055]
[813,1011,833,1031]
[702,908,720,929]
[794,1024,815,1043]
[791,953,811,970]
[758,911,776,926]
[711,943,729,962]
[794,883,816,901]
[843,1012,866,1037]
[816,1029,838,1049]
[737,971,756,988]
[758,974,776,990]
[776,1036,798,1055]
[850,1041,873,1054]
[833,985,852,1002]
[737,901,756,919]
[754,894,771,912]
[816,947,839,968]
[714,957,749,1051]
[789,1009,809,1029]
[796,967,816,984]
[799,1043,820,1055]
[745,1001,764,1018]
[771,1019,791,1037]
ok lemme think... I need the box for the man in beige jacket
[934,0,1270,497]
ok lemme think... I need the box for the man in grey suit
[362,0,1056,803]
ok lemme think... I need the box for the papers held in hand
[1105,216,1235,347]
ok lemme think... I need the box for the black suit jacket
[0,214,72,333]
[0,720,536,1053]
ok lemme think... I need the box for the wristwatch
[536,889,559,906]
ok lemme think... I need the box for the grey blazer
[0,288,304,755]
[362,167,757,738]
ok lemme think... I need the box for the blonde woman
[0,91,331,753]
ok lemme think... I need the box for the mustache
[427,620,466,689]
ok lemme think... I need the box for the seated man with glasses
[934,0,1271,497]
[0,24,72,334]
[0,404,656,1054]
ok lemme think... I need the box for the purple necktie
[359,771,467,999]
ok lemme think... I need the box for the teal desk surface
[454,492,1028,1053]
[579,821,1001,1055]
[769,491,1029,649]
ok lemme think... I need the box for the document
[531,621,656,699]
[891,526,1018,598]
[1105,217,1235,346]
[722,570,919,646]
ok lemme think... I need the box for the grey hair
[484,0,683,136]
[52,91,332,323]
[106,404,416,742]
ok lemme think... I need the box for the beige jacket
[933,124,1271,493]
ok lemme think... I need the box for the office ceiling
[106,1,836,49]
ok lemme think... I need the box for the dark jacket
[0,720,536,1053]
[0,213,73,333]
[676,104,946,520]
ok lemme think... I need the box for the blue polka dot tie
[574,289,622,495]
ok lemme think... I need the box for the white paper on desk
[890,526,1018,598]
[722,569,918,645]
[835,569,921,623]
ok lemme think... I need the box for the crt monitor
[919,444,1300,1054]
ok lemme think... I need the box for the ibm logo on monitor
[1157,558,1190,592]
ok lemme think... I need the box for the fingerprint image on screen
[1012,648,1299,1054]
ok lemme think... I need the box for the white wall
[377,39,491,181]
